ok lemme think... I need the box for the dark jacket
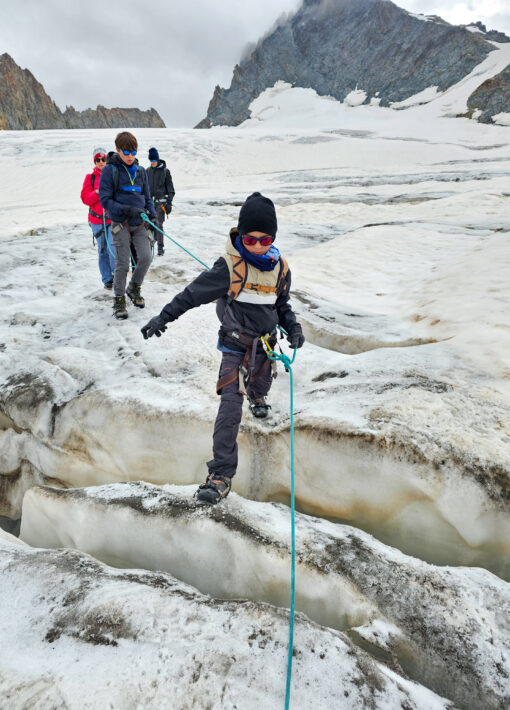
[99,152,156,226]
[159,235,300,347]
[147,160,175,207]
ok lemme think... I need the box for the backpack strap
[112,165,119,193]
[88,173,103,219]
[276,257,289,297]
[227,254,247,301]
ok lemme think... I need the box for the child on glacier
[141,192,305,505]
[99,131,157,320]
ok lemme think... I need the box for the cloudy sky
[0,0,509,127]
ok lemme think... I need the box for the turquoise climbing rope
[263,343,297,710]
[141,213,210,270]
[142,211,298,707]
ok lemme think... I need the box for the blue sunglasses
[122,149,137,156]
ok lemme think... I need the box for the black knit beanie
[237,192,278,237]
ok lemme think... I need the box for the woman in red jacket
[80,147,115,289]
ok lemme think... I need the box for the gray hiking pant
[154,205,165,250]
[112,221,153,297]
[207,349,273,479]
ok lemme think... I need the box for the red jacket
[81,167,111,225]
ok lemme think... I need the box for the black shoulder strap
[90,173,95,190]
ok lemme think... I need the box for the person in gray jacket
[147,147,175,256]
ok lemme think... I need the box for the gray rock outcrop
[467,62,510,123]
[196,0,505,128]
[0,53,165,130]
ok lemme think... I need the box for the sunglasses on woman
[242,234,274,246]
[122,149,137,156]
[95,156,106,163]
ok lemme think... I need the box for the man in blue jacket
[99,132,157,319]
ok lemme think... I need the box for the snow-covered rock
[20,482,510,710]
[0,524,452,710]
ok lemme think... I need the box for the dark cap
[237,192,277,237]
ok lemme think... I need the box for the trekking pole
[103,213,116,261]
[261,338,297,710]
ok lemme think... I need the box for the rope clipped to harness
[261,336,297,710]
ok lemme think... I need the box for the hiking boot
[195,473,231,506]
[113,296,128,320]
[104,281,113,290]
[126,282,145,308]
[158,247,165,256]
[249,397,271,419]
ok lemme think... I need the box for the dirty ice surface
[20,481,510,709]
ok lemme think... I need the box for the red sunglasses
[242,234,274,246]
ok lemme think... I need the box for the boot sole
[113,313,128,320]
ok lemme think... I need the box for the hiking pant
[154,204,165,250]
[112,221,152,297]
[207,349,273,479]
[90,222,115,285]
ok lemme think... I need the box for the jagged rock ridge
[196,0,509,127]
[0,53,165,130]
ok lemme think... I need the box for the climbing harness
[141,211,298,707]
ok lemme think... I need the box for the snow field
[0,60,510,709]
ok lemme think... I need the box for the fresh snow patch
[391,86,441,108]
[493,111,510,126]
[343,88,367,107]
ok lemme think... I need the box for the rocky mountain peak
[196,0,509,128]
[0,53,165,130]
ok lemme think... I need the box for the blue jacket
[99,152,157,226]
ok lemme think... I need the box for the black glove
[124,205,142,218]
[287,324,305,349]
[141,315,168,339]
[165,202,173,214]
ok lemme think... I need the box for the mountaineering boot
[113,296,128,320]
[104,281,113,290]
[195,473,231,505]
[249,397,271,419]
[126,282,145,308]
[158,246,165,256]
